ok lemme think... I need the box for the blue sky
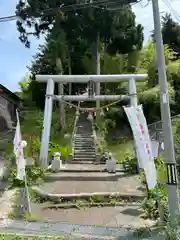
[0,0,180,92]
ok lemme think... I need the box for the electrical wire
[0,0,139,23]
[162,0,180,23]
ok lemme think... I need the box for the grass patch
[0,234,64,240]
[108,140,134,162]
[24,213,40,222]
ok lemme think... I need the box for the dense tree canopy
[16,1,180,126]
[162,14,180,59]
[152,14,180,59]
[16,0,144,108]
[16,0,143,53]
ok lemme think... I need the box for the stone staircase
[30,111,147,232]
[73,112,96,164]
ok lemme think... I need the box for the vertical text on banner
[123,105,157,189]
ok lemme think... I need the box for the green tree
[152,13,180,59]
[16,1,143,54]
[16,0,144,109]
[162,13,180,59]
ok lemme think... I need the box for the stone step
[76,131,92,133]
[74,140,94,143]
[74,143,95,146]
[45,171,134,181]
[68,161,103,164]
[75,138,93,141]
[75,133,93,134]
[76,134,92,136]
[74,146,95,149]
[74,142,94,146]
[74,152,96,156]
[73,153,96,156]
[75,138,94,140]
[74,148,95,151]
[32,188,145,202]
[73,155,96,158]
[48,163,126,172]
[75,135,93,138]
[74,145,95,148]
[74,156,96,159]
[74,142,94,145]
[74,157,95,161]
[71,160,96,163]
[76,129,92,131]
[74,151,96,154]
[42,201,140,210]
[74,149,95,152]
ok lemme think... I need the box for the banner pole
[24,173,31,215]
[16,109,31,215]
[155,184,164,224]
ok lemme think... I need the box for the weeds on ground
[0,234,64,240]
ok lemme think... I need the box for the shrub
[8,165,45,188]
[140,156,168,221]
[120,151,137,174]
[48,144,72,160]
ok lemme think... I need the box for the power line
[0,0,131,23]
[162,0,180,23]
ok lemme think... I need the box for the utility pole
[152,0,180,224]
[56,58,65,129]
[96,32,101,120]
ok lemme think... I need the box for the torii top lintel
[36,74,148,83]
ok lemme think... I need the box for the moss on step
[29,189,141,210]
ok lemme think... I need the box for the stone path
[0,218,162,240]
[54,163,125,171]
[0,188,15,219]
[0,159,15,219]
[34,205,154,229]
[0,176,161,239]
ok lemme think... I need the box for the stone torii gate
[36,74,147,167]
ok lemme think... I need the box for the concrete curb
[47,169,126,173]
[42,201,141,209]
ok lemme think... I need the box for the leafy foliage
[0,234,64,240]
[15,0,144,109]
[120,151,137,173]
[161,13,180,59]
[8,165,45,188]
[141,156,168,221]
[48,143,71,160]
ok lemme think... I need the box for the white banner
[124,105,157,189]
[13,110,26,180]
[123,106,146,169]
[136,105,157,189]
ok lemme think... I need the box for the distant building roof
[0,84,21,102]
